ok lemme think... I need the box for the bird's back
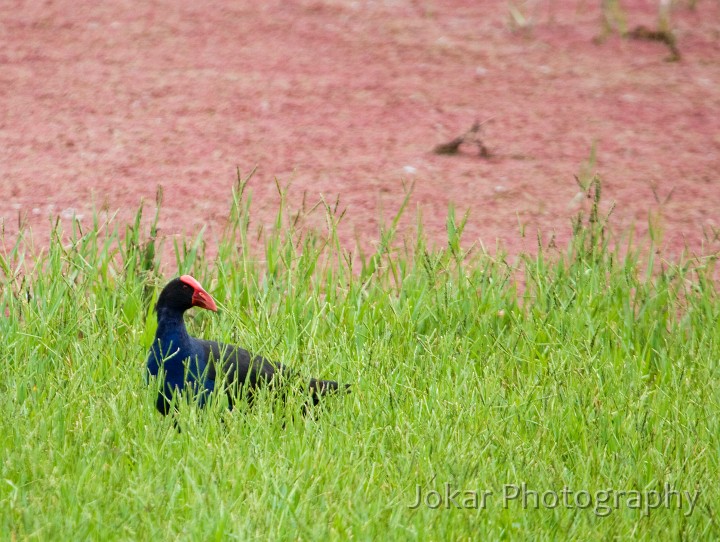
[199,339,290,388]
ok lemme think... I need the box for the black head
[155,275,218,314]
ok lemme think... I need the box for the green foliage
[0,172,718,540]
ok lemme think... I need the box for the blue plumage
[146,275,348,417]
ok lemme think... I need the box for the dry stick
[434,120,492,157]
[627,25,681,61]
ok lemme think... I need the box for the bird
[146,274,348,416]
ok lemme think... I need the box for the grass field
[1,175,719,540]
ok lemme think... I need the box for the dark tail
[308,378,351,406]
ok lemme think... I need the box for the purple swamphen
[146,275,348,415]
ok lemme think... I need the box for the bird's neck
[155,307,191,346]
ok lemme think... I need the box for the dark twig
[627,25,681,62]
[434,120,492,158]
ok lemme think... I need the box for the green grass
[1,173,719,540]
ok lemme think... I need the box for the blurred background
[1,0,718,258]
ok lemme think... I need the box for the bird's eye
[182,284,190,290]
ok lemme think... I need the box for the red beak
[192,288,218,312]
[180,274,218,312]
